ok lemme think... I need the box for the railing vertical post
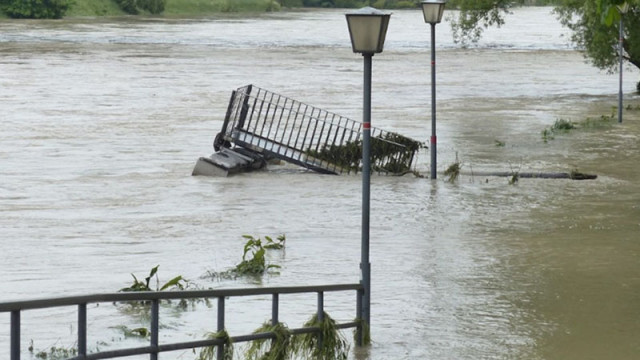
[78,303,87,359]
[217,297,225,360]
[271,293,279,326]
[317,292,324,349]
[356,288,363,347]
[11,310,20,360]
[150,299,159,360]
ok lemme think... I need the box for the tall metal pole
[430,23,437,179]
[361,53,372,330]
[618,16,624,123]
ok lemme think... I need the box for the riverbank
[63,0,281,17]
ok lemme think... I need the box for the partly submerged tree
[555,0,640,71]
[450,0,640,85]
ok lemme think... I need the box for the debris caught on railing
[193,85,423,177]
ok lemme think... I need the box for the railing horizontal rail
[0,283,361,312]
[3,283,363,360]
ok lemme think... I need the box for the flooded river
[1,7,639,359]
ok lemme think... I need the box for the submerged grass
[444,153,461,183]
[198,330,234,360]
[242,312,349,360]
[294,312,349,360]
[579,114,616,129]
[246,322,293,360]
[542,114,617,142]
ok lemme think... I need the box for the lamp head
[421,0,446,24]
[345,7,391,54]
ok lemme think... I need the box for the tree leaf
[160,275,184,291]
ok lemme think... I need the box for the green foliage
[551,118,577,131]
[306,133,423,174]
[234,234,284,276]
[281,0,303,6]
[293,312,349,360]
[198,330,234,360]
[353,317,371,346]
[495,139,506,147]
[541,118,576,142]
[0,0,72,19]
[29,342,77,360]
[303,0,335,7]
[372,0,418,9]
[579,113,616,128]
[448,0,512,45]
[205,234,285,280]
[444,161,461,183]
[120,265,188,292]
[112,325,151,338]
[452,0,640,72]
[555,0,640,71]
[246,322,293,360]
[113,0,165,14]
[64,0,124,16]
[541,128,555,143]
[244,313,348,360]
[509,171,519,185]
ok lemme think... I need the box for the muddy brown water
[1,7,639,359]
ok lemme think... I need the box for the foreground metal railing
[216,85,420,175]
[1,283,363,360]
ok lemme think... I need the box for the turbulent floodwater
[1,7,640,360]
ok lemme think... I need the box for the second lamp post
[421,0,446,179]
[346,6,391,346]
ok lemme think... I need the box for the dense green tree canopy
[451,0,640,75]
[555,0,640,71]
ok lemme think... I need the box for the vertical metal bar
[274,97,289,153]
[259,92,275,138]
[237,85,253,130]
[11,310,20,360]
[285,102,303,156]
[330,118,342,148]
[361,53,372,334]
[317,292,324,349]
[618,16,624,123]
[355,288,363,347]
[292,101,306,157]
[220,90,237,139]
[78,303,87,359]
[314,112,330,154]
[245,95,260,134]
[284,104,303,156]
[280,104,309,155]
[265,94,281,142]
[299,103,314,158]
[150,299,159,360]
[217,297,225,360]
[430,23,438,179]
[272,294,279,326]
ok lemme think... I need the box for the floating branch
[465,171,597,180]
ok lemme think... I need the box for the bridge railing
[1,283,363,360]
[218,84,420,175]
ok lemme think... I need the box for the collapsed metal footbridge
[193,85,422,176]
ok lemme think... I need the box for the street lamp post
[421,0,446,179]
[617,2,629,123]
[346,6,390,346]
